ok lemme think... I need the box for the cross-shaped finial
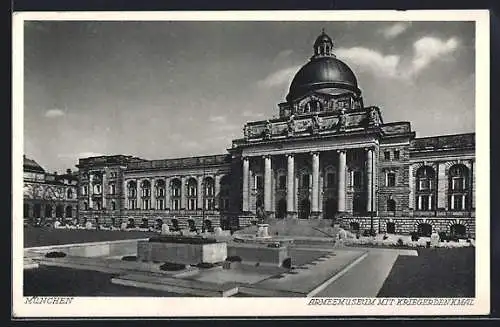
[321,28,325,34]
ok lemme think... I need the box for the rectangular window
[387,172,396,187]
[173,199,179,210]
[419,180,431,191]
[453,195,463,210]
[420,196,429,210]
[278,175,286,189]
[384,151,390,160]
[394,150,400,160]
[452,178,464,191]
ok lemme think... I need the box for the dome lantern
[285,30,362,102]
[313,28,335,58]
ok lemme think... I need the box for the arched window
[155,179,166,210]
[353,194,364,214]
[65,206,72,218]
[417,223,433,237]
[111,201,116,211]
[109,183,116,195]
[127,181,137,198]
[83,202,88,211]
[141,180,151,197]
[387,198,396,212]
[67,188,73,199]
[448,164,469,211]
[349,222,360,232]
[416,166,436,211]
[220,175,231,211]
[186,178,198,210]
[56,205,64,218]
[203,177,215,210]
[450,224,466,237]
[171,179,182,210]
[386,222,396,234]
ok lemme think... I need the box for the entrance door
[324,198,337,219]
[277,199,287,219]
[299,199,311,219]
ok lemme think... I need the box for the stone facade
[23,156,78,224]
[73,31,476,238]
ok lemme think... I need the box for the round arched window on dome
[304,100,322,113]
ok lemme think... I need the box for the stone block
[227,243,289,267]
[137,240,227,265]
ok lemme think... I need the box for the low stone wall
[340,216,476,238]
[227,243,289,267]
[137,241,227,264]
[26,239,143,258]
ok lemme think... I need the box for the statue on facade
[263,120,272,139]
[311,114,321,134]
[286,114,296,137]
[243,125,250,140]
[338,109,346,131]
[370,107,380,126]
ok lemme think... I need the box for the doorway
[277,199,287,219]
[299,199,311,219]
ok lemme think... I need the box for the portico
[240,144,377,220]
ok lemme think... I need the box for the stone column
[165,177,170,210]
[151,178,156,210]
[286,154,295,218]
[197,176,203,210]
[428,194,432,210]
[181,176,186,210]
[88,173,93,209]
[264,155,272,213]
[311,152,320,218]
[136,179,141,210]
[337,150,346,212]
[294,174,299,213]
[214,174,221,210]
[102,171,107,209]
[123,179,128,209]
[242,158,249,212]
[366,148,373,213]
[437,162,447,209]
[408,165,414,210]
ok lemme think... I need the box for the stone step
[111,273,239,297]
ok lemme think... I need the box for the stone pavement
[315,247,417,297]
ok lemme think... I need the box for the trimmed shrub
[226,256,242,263]
[121,255,137,261]
[45,251,66,258]
[282,258,292,269]
[160,262,186,271]
[410,231,420,242]
[396,238,404,247]
[196,262,216,269]
[267,242,281,248]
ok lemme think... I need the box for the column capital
[242,155,249,161]
[286,153,295,158]
[262,154,272,160]
[364,147,374,152]
[310,151,320,156]
[336,149,346,154]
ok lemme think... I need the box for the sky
[23,20,475,173]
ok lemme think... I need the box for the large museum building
[73,32,475,237]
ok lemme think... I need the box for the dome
[286,31,361,102]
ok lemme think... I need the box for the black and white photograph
[12,10,490,317]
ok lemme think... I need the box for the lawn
[24,266,185,297]
[377,247,475,297]
[24,226,158,248]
